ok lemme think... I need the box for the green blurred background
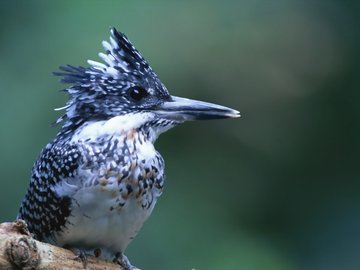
[0,1,359,269]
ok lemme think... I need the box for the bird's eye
[129,87,149,101]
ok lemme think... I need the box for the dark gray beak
[156,96,240,121]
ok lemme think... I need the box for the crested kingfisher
[17,27,240,269]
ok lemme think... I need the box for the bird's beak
[156,96,240,121]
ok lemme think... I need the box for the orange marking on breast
[105,170,117,178]
[121,190,129,200]
[111,190,118,198]
[99,178,108,186]
[127,128,137,140]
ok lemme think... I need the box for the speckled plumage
[17,27,240,268]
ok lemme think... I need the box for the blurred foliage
[0,1,359,269]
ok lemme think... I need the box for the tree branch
[0,220,123,270]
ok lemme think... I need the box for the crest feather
[54,27,152,86]
[52,27,165,128]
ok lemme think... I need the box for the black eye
[129,87,149,101]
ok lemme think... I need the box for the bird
[17,27,240,269]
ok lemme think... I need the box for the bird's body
[53,115,165,255]
[18,113,168,259]
[17,28,239,268]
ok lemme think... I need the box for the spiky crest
[53,27,169,131]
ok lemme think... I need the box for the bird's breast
[52,128,165,253]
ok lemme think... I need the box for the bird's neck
[68,113,170,145]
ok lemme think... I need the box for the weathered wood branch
[0,220,123,270]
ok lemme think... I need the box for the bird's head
[55,28,239,140]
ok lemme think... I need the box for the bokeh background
[0,1,359,269]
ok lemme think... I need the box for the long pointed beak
[155,96,240,121]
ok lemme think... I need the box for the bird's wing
[17,142,81,242]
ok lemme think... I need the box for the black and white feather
[17,27,172,262]
[53,28,170,131]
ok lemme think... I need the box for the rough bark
[0,220,122,270]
